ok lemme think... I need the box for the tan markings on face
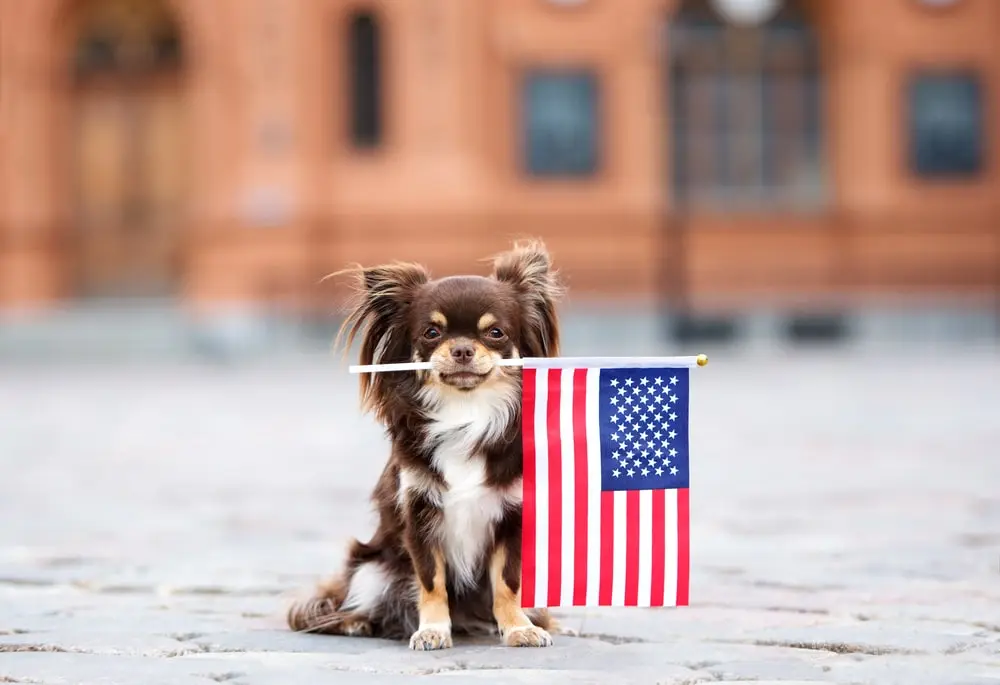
[477,313,498,331]
[429,311,448,328]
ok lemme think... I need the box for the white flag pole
[348,354,708,374]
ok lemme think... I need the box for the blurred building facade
[0,0,998,315]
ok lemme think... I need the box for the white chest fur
[416,383,521,590]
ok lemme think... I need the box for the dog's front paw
[409,624,453,651]
[502,625,553,648]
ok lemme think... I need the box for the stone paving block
[0,653,211,685]
[744,619,1000,655]
[823,654,1000,685]
[553,605,839,644]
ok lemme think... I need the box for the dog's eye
[487,327,505,340]
[423,326,441,340]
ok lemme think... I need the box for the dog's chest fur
[419,384,520,590]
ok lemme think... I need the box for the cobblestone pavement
[2,345,999,684]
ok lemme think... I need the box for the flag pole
[348,354,709,374]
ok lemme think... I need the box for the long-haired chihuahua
[287,239,564,650]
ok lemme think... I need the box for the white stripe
[611,490,627,606]
[662,488,679,607]
[637,489,653,607]
[532,369,550,607]
[584,369,602,606]
[559,369,576,607]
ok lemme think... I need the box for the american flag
[520,363,690,608]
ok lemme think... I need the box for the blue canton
[598,367,690,492]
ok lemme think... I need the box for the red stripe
[624,490,640,606]
[598,490,614,605]
[520,368,537,609]
[650,488,666,606]
[545,369,562,607]
[571,369,589,606]
[676,488,690,606]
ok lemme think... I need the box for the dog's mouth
[439,370,492,389]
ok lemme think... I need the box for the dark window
[152,30,183,68]
[670,0,824,210]
[73,14,183,77]
[348,12,382,149]
[522,70,600,177]
[908,71,984,178]
[75,32,118,73]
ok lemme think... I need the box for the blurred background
[0,0,999,358]
[1,5,999,678]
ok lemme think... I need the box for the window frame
[906,68,986,180]
[519,67,603,179]
[668,0,826,212]
[345,10,383,151]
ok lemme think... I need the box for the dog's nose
[450,343,476,364]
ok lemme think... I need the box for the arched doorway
[668,0,824,211]
[68,0,187,298]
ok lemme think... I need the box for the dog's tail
[286,577,361,634]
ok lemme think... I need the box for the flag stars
[600,370,686,488]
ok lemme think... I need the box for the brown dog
[287,240,564,650]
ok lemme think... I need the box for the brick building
[0,0,997,317]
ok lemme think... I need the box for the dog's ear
[489,239,564,358]
[334,261,430,416]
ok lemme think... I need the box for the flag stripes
[521,366,690,608]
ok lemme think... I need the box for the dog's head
[336,240,563,420]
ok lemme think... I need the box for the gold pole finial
[696,354,708,367]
